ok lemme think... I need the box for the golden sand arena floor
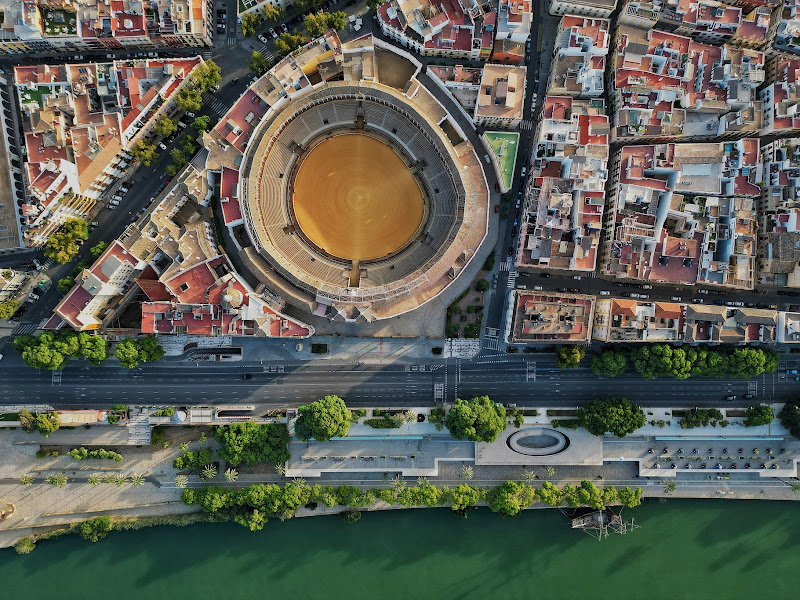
[292,134,424,261]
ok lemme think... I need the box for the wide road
[0,352,795,409]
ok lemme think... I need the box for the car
[725,395,736,401]
[642,284,653,289]
[521,167,527,178]
[269,27,278,38]
[599,290,610,296]
[726,301,735,307]
[692,298,704,304]
[698,289,709,294]
[718,291,728,296]
[732,301,744,307]
[211,84,220,93]
[20,259,32,266]
[0,353,4,361]
[494,204,499,213]
[107,203,117,210]
[32,259,42,269]
[796,376,800,381]
[572,275,582,280]
[242,373,253,380]
[786,369,798,375]
[185,112,195,118]
[90,221,99,228]
[507,246,513,257]
[231,77,239,86]
[714,300,725,305]
[743,393,754,399]
[533,285,543,291]
[281,23,289,33]
[557,287,568,292]
[568,287,579,293]
[512,218,518,226]
[158,142,167,150]
[639,294,650,299]
[671,296,682,301]
[28,292,39,301]
[177,120,186,129]
[514,208,520,217]
[258,34,268,43]
[614,282,624,287]
[494,183,500,192]
[540,272,551,278]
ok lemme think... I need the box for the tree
[174,475,189,489]
[57,276,75,294]
[247,50,271,75]
[618,486,643,508]
[260,3,285,22]
[34,411,61,436]
[461,465,474,480]
[240,12,259,37]
[170,148,187,166]
[131,474,145,486]
[294,395,352,441]
[445,396,506,442]
[191,60,222,92]
[366,0,382,13]
[78,516,112,542]
[20,474,34,486]
[590,350,627,377]
[0,300,18,319]
[114,336,164,369]
[129,139,158,166]
[154,115,177,137]
[304,10,347,36]
[448,483,486,512]
[576,397,645,437]
[780,400,800,439]
[44,219,89,264]
[175,87,202,112]
[200,464,217,480]
[192,115,212,132]
[663,480,677,493]
[275,32,307,56]
[488,481,535,517]
[214,422,290,466]
[744,404,774,427]
[90,241,109,259]
[88,473,100,486]
[475,279,490,292]
[536,481,563,506]
[225,468,239,482]
[556,345,586,369]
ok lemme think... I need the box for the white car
[572,275,582,280]
[599,290,611,296]
[185,112,195,118]
[258,34,268,43]
[107,204,117,210]
[158,142,167,150]
[269,27,278,38]
[28,293,39,301]
[671,296,682,301]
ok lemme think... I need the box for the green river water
[2,499,798,599]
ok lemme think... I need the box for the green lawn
[485,131,520,191]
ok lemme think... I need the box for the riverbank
[3,500,800,599]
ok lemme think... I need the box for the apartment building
[473,64,526,128]
[773,0,800,57]
[14,57,203,247]
[491,0,532,63]
[683,304,776,343]
[428,65,482,109]
[520,96,609,271]
[757,138,800,286]
[548,16,609,98]
[609,26,764,142]
[549,0,617,18]
[617,0,778,51]
[377,0,495,61]
[0,0,212,56]
[509,291,594,344]
[592,298,684,342]
[601,140,760,289]
[760,57,800,136]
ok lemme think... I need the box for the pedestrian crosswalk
[483,337,503,351]
[227,34,238,46]
[507,271,518,289]
[255,44,276,63]
[13,323,38,335]
[520,119,534,131]
[207,98,228,116]
[500,257,513,272]
[40,258,54,270]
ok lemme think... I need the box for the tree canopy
[445,396,506,442]
[779,400,800,439]
[154,115,177,137]
[214,422,291,467]
[576,397,645,437]
[275,32,307,55]
[629,344,778,380]
[304,10,348,37]
[744,404,774,427]
[294,395,352,441]
[590,350,627,377]
[247,50,271,75]
[114,336,164,369]
[556,345,585,369]
[14,331,108,369]
[90,241,109,258]
[192,115,212,132]
[19,408,61,436]
[0,300,18,319]
[240,12,259,37]
[129,139,158,166]
[78,517,112,542]
[488,481,536,517]
[191,61,221,92]
[175,87,202,112]
[44,219,89,264]
[259,4,284,22]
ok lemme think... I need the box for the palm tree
[391,475,406,490]
[20,474,34,486]
[275,463,286,476]
[791,482,800,494]
[544,466,556,478]
[131,474,145,486]
[88,473,101,486]
[200,464,217,481]
[114,474,128,487]
[102,473,115,484]
[663,480,677,493]
[292,477,306,487]
[179,442,189,452]
[522,469,536,483]
[46,473,67,486]
[417,476,429,486]
[224,468,238,482]
[174,475,189,489]
[461,465,474,480]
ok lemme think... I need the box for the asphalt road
[0,350,795,409]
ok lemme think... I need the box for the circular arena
[240,81,488,321]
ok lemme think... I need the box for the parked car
[558,287,567,292]
[158,142,167,150]
[744,393,754,399]
[786,369,798,375]
[599,290,610,296]
[494,183,500,192]
[539,272,551,278]
[639,294,649,299]
[533,285,543,291]
[630,293,640,299]
[568,287,579,293]
[185,112,195,119]
[269,27,278,38]
[572,275,582,280]
[691,298,704,304]
[258,34,268,43]
[90,221,99,228]
[671,296,682,301]
[642,284,653,289]
[28,292,39,301]
[698,289,709,294]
